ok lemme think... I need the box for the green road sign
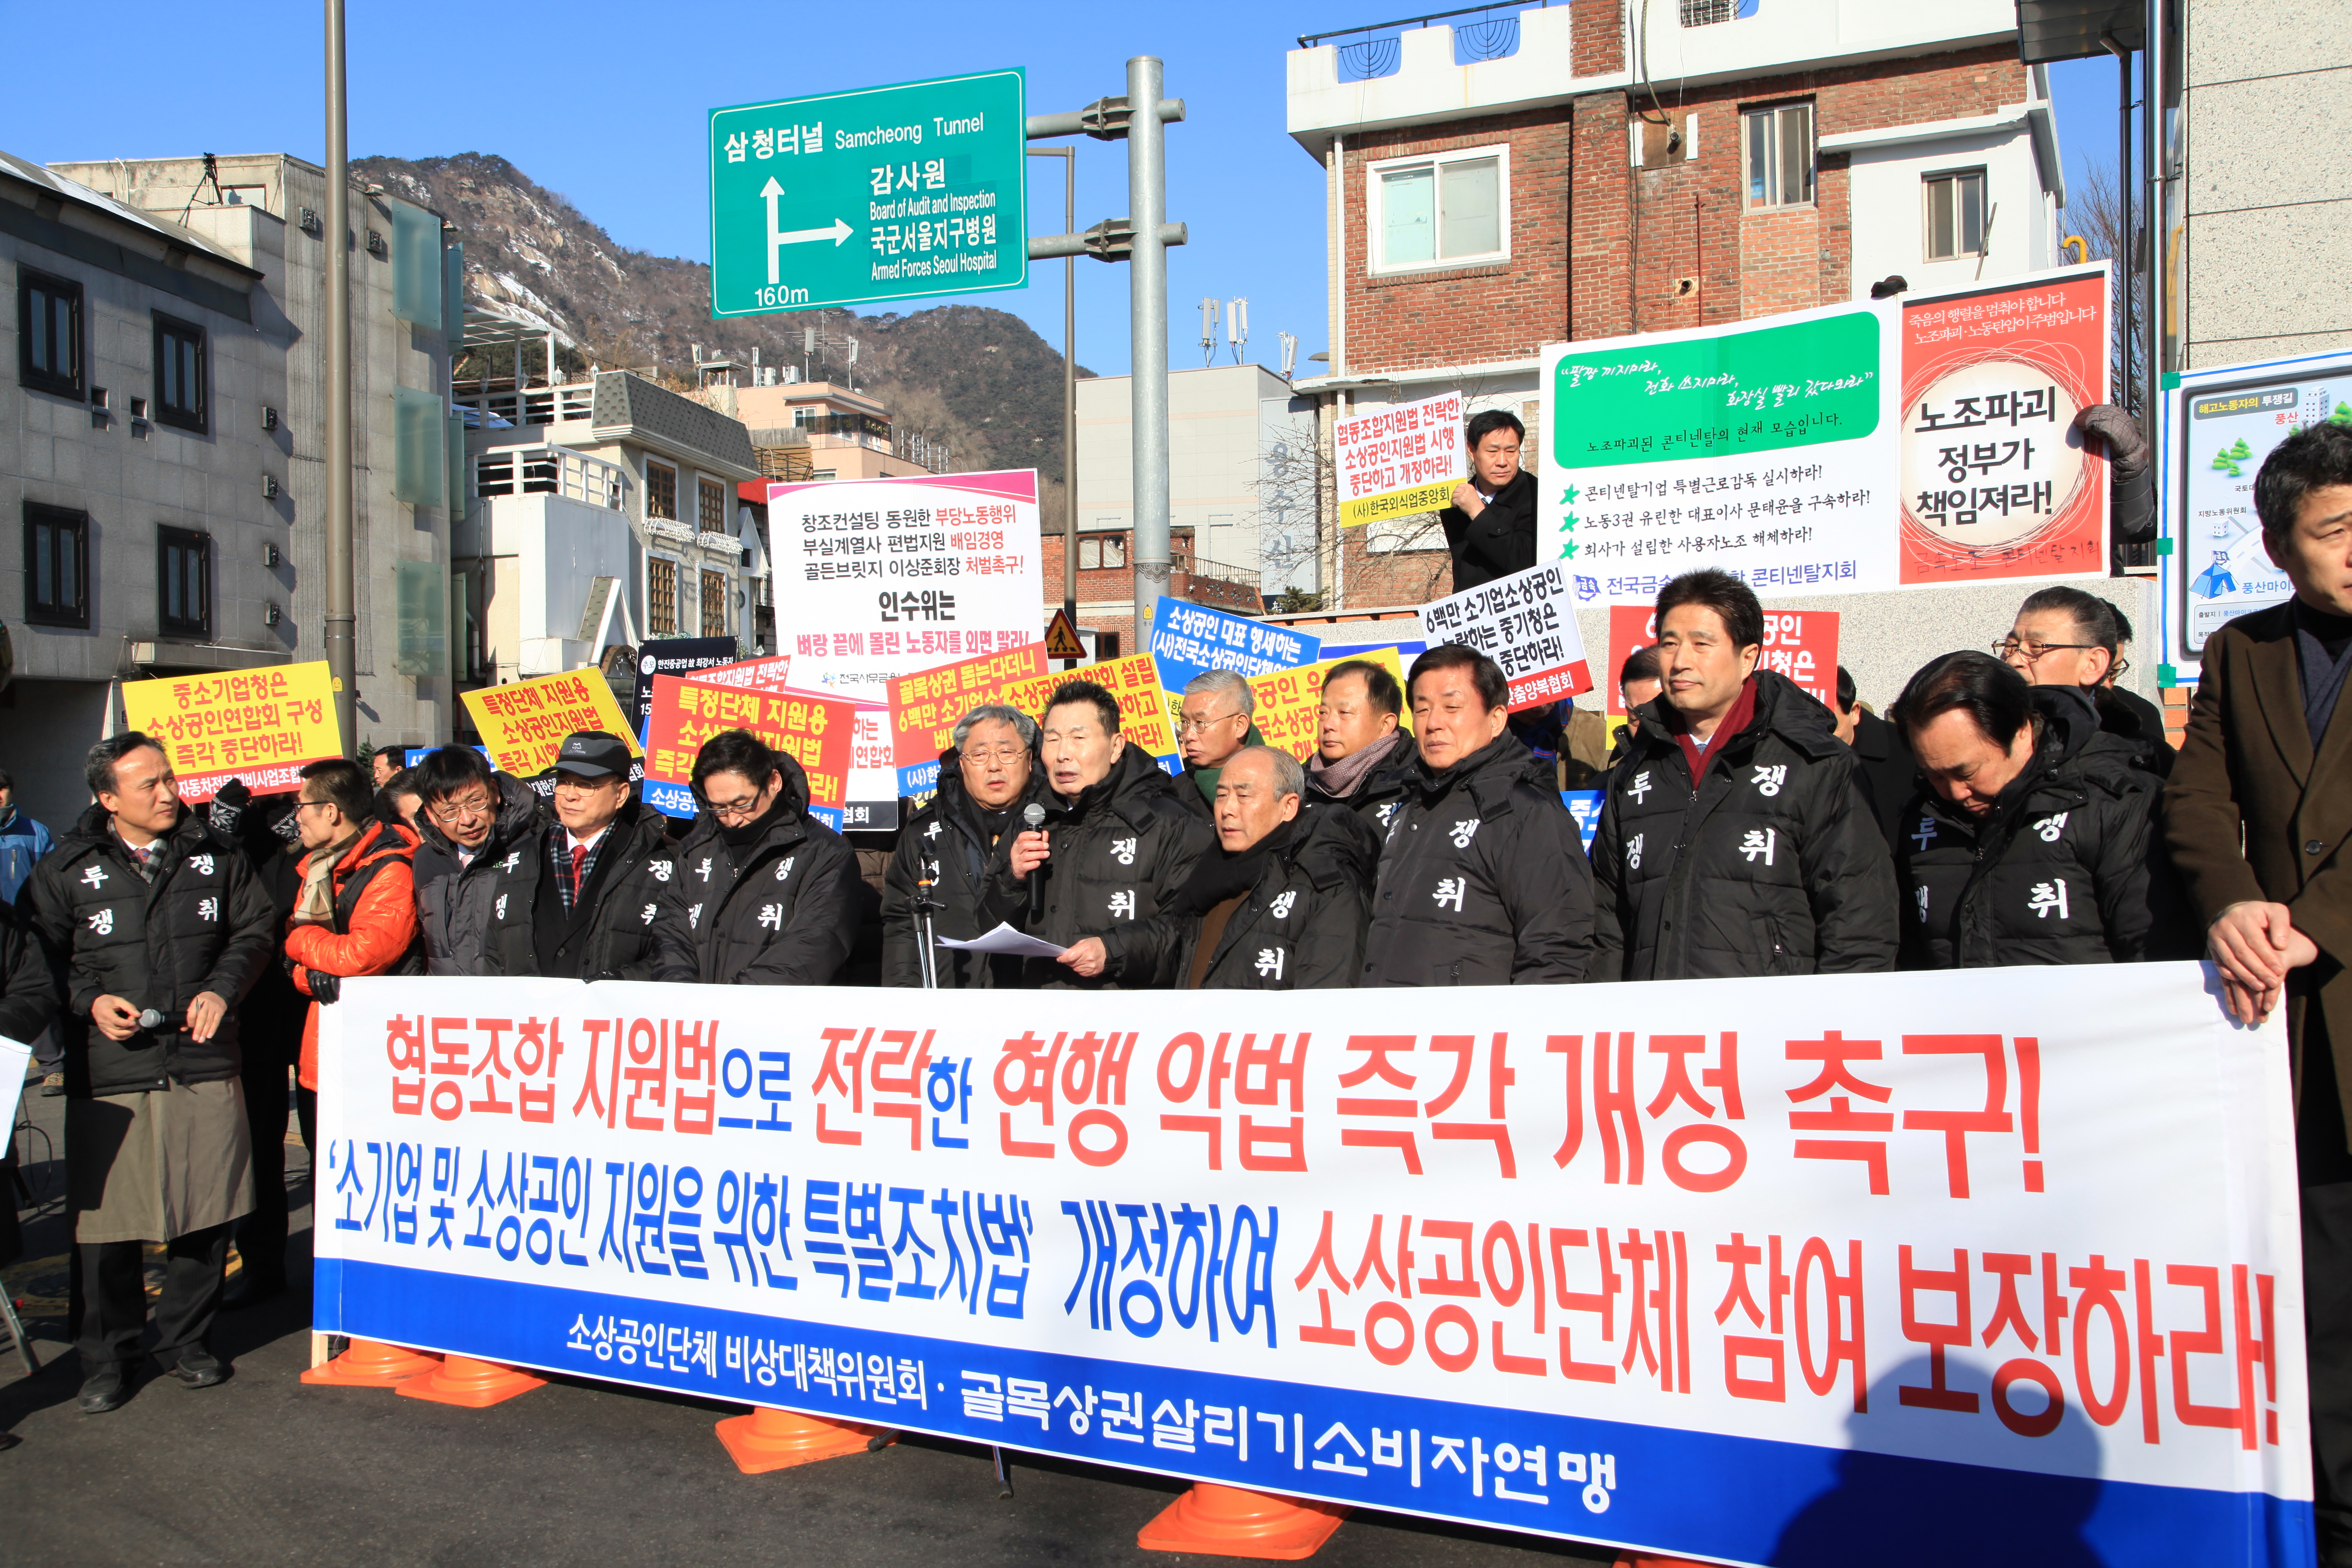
[708,70,1028,317]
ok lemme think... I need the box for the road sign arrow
[762,178,851,281]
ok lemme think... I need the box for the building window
[647,557,679,634]
[700,570,728,638]
[157,527,213,638]
[153,313,208,433]
[1743,103,1815,209]
[811,469,837,482]
[699,477,726,534]
[18,269,83,397]
[1924,169,1988,259]
[23,503,90,628]
[1367,146,1509,273]
[1078,534,1127,570]
[646,461,678,521]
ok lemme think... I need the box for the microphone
[1022,802,1047,923]
[137,1008,165,1032]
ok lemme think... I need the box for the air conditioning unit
[261,474,280,500]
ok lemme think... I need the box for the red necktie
[570,843,588,901]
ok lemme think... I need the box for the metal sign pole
[323,0,358,755]
[1125,55,1171,645]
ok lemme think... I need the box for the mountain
[353,152,1086,485]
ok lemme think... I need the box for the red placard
[1757,609,1839,710]
[644,676,857,808]
[886,642,1048,768]
[1605,606,1659,716]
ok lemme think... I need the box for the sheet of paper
[0,1034,31,1135]
[934,923,1068,959]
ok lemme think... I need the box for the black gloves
[208,779,252,840]
[310,971,341,1005]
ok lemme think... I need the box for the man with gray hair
[883,702,1048,987]
[1114,744,1378,989]
[1176,668,1266,823]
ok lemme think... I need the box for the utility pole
[323,0,358,755]
[1023,59,1185,651]
[1026,147,1080,668]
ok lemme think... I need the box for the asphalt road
[3,1070,1617,1568]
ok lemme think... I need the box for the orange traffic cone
[714,1406,890,1474]
[1136,1483,1348,1560]
[396,1353,547,1408]
[301,1338,443,1387]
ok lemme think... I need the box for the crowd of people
[3,419,2348,1555]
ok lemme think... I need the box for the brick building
[1285,0,2064,611]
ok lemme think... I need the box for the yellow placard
[121,659,343,803]
[462,670,640,779]
[1245,649,1409,762]
[1338,479,1459,529]
[995,652,1179,758]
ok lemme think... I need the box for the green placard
[709,70,1027,317]
[1550,310,1883,469]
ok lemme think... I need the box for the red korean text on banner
[887,642,1049,769]
[643,675,857,807]
[1758,610,1838,710]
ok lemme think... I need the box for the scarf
[1665,675,1759,783]
[1188,723,1269,805]
[1308,730,1405,799]
[293,827,363,926]
[1170,817,1297,917]
[717,791,793,865]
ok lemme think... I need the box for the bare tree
[1255,423,1451,612]
[2063,158,2151,420]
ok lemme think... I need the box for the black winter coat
[1360,733,1595,987]
[1847,709,1918,851]
[1001,743,1217,989]
[22,805,278,1097]
[881,757,1042,989]
[414,774,546,977]
[1119,803,1377,989]
[1592,672,1898,982]
[0,906,54,1267]
[1437,469,1537,591]
[479,800,675,982]
[1898,687,2197,969]
[649,756,863,985]
[1304,733,1420,835]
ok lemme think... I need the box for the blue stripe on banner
[317,1258,2311,1568]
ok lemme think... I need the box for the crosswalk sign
[1044,608,1086,661]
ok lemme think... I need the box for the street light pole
[1125,54,1171,648]
[1027,147,1079,668]
[323,0,358,754]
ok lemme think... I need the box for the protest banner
[121,660,342,803]
[1898,264,2110,586]
[1148,600,1319,732]
[769,468,1043,811]
[994,652,1179,765]
[887,643,1050,771]
[1332,388,1465,529]
[1418,562,1593,710]
[631,637,747,738]
[1543,302,1902,607]
[1604,607,1658,716]
[1760,609,1839,709]
[1246,650,1408,763]
[462,671,639,781]
[641,676,856,828]
[319,962,2304,1567]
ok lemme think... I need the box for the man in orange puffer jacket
[281,759,424,1093]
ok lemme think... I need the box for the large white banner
[317,965,2306,1567]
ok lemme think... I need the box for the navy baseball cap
[552,730,630,780]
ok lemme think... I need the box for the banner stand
[397,1353,547,1408]
[301,1338,441,1388]
[716,1406,895,1475]
[1136,1482,1348,1560]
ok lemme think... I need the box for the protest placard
[1759,609,1840,709]
[462,671,639,780]
[1246,649,1409,763]
[320,962,2305,1568]
[995,652,1179,763]
[1333,388,1465,529]
[887,643,1049,770]
[121,660,343,802]
[642,676,856,826]
[630,637,745,737]
[1418,562,1593,710]
[1604,606,1659,716]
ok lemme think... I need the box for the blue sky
[0,3,2132,379]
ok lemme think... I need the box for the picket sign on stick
[316,963,2306,1568]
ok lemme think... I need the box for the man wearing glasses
[882,704,1045,988]
[1996,586,2174,776]
[409,746,546,976]
[1175,670,1266,822]
[649,730,863,985]
[474,731,671,983]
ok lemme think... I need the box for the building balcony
[473,445,630,511]
[1287,3,1580,152]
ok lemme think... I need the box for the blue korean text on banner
[899,760,943,805]
[1561,789,1602,850]
[1149,599,1320,695]
[1323,639,1427,663]
[644,777,836,831]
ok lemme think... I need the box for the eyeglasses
[705,789,769,822]
[428,794,495,824]
[960,745,1028,766]
[1992,638,2097,665]
[1176,711,1244,735]
[293,799,333,814]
